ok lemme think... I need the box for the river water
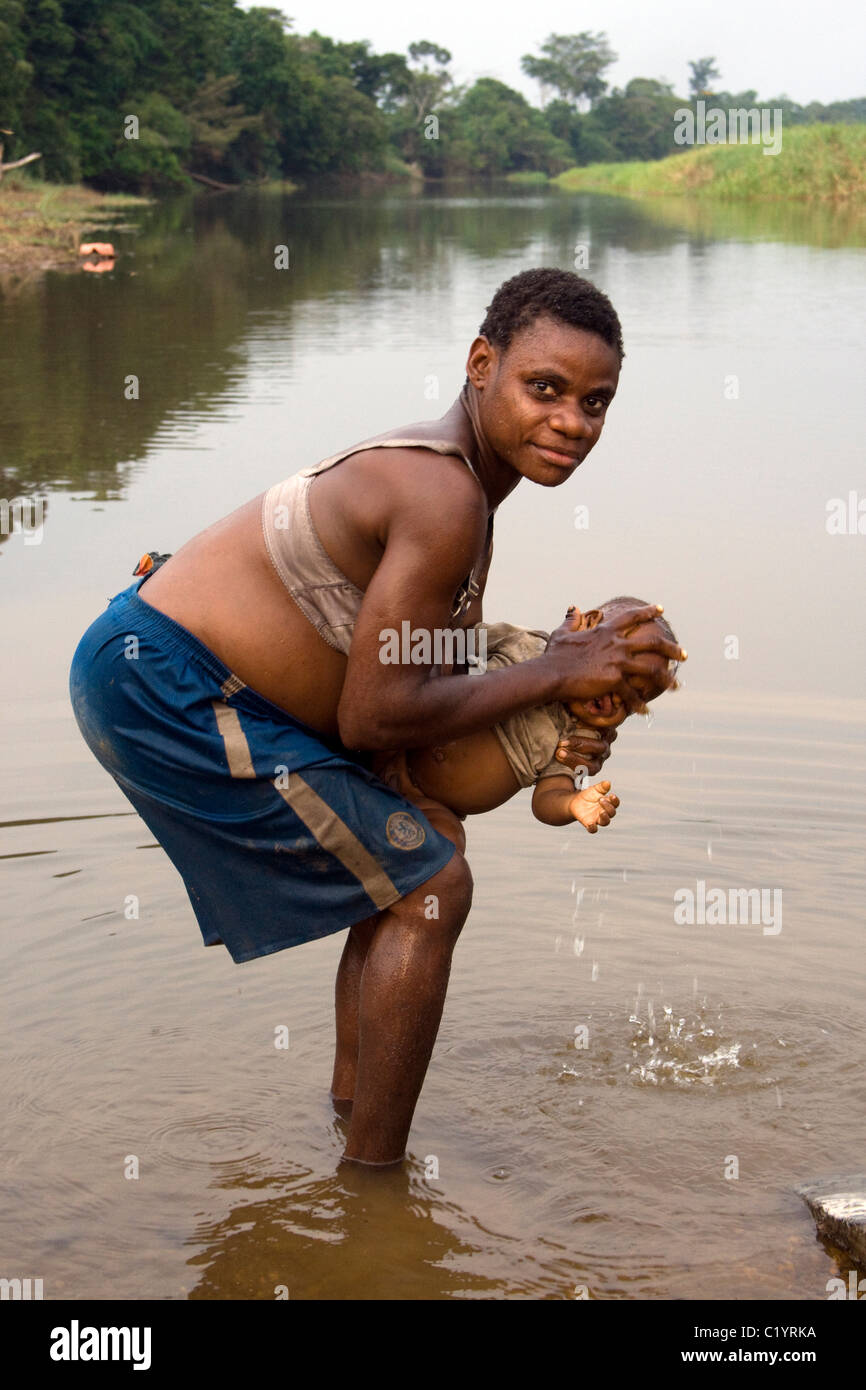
[1,184,865,1300]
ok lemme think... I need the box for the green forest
[1,1,864,189]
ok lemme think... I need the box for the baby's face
[566,612,674,729]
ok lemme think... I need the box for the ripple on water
[149,1112,273,1177]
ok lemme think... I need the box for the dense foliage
[0,4,862,188]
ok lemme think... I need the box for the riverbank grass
[554,123,866,201]
[0,174,151,275]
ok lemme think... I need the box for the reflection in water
[617,191,866,250]
[186,1158,501,1301]
[3,180,864,525]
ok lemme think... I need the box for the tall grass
[554,124,866,202]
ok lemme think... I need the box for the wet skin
[138,315,686,1164]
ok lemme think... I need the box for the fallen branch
[0,149,42,182]
[184,169,238,191]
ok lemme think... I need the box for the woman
[69,268,684,1165]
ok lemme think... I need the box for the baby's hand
[568,779,620,834]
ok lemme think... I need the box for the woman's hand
[553,726,617,779]
[545,604,685,712]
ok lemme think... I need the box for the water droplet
[707,841,713,860]
[573,935,584,956]
[591,961,599,981]
[643,709,655,728]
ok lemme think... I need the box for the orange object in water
[81,259,115,273]
[78,242,116,257]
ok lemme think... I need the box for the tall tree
[385,39,458,167]
[404,40,454,122]
[521,32,617,110]
[688,57,721,99]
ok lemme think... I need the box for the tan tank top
[261,388,495,655]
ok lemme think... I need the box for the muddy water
[1,185,864,1299]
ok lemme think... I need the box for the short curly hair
[478,267,624,363]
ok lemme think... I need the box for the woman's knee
[418,847,473,928]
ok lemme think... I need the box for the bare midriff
[138,491,350,737]
[138,443,487,739]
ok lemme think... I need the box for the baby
[377,597,680,833]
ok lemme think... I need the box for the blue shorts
[68,578,456,964]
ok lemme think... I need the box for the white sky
[239,0,865,106]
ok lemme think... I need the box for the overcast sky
[239,0,864,106]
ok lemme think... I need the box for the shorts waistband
[117,576,334,732]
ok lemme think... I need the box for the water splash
[625,999,755,1088]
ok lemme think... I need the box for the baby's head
[566,595,680,729]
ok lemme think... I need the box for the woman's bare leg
[330,756,472,1163]
[331,915,378,1108]
[340,845,473,1164]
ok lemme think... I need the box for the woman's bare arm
[337,454,684,750]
